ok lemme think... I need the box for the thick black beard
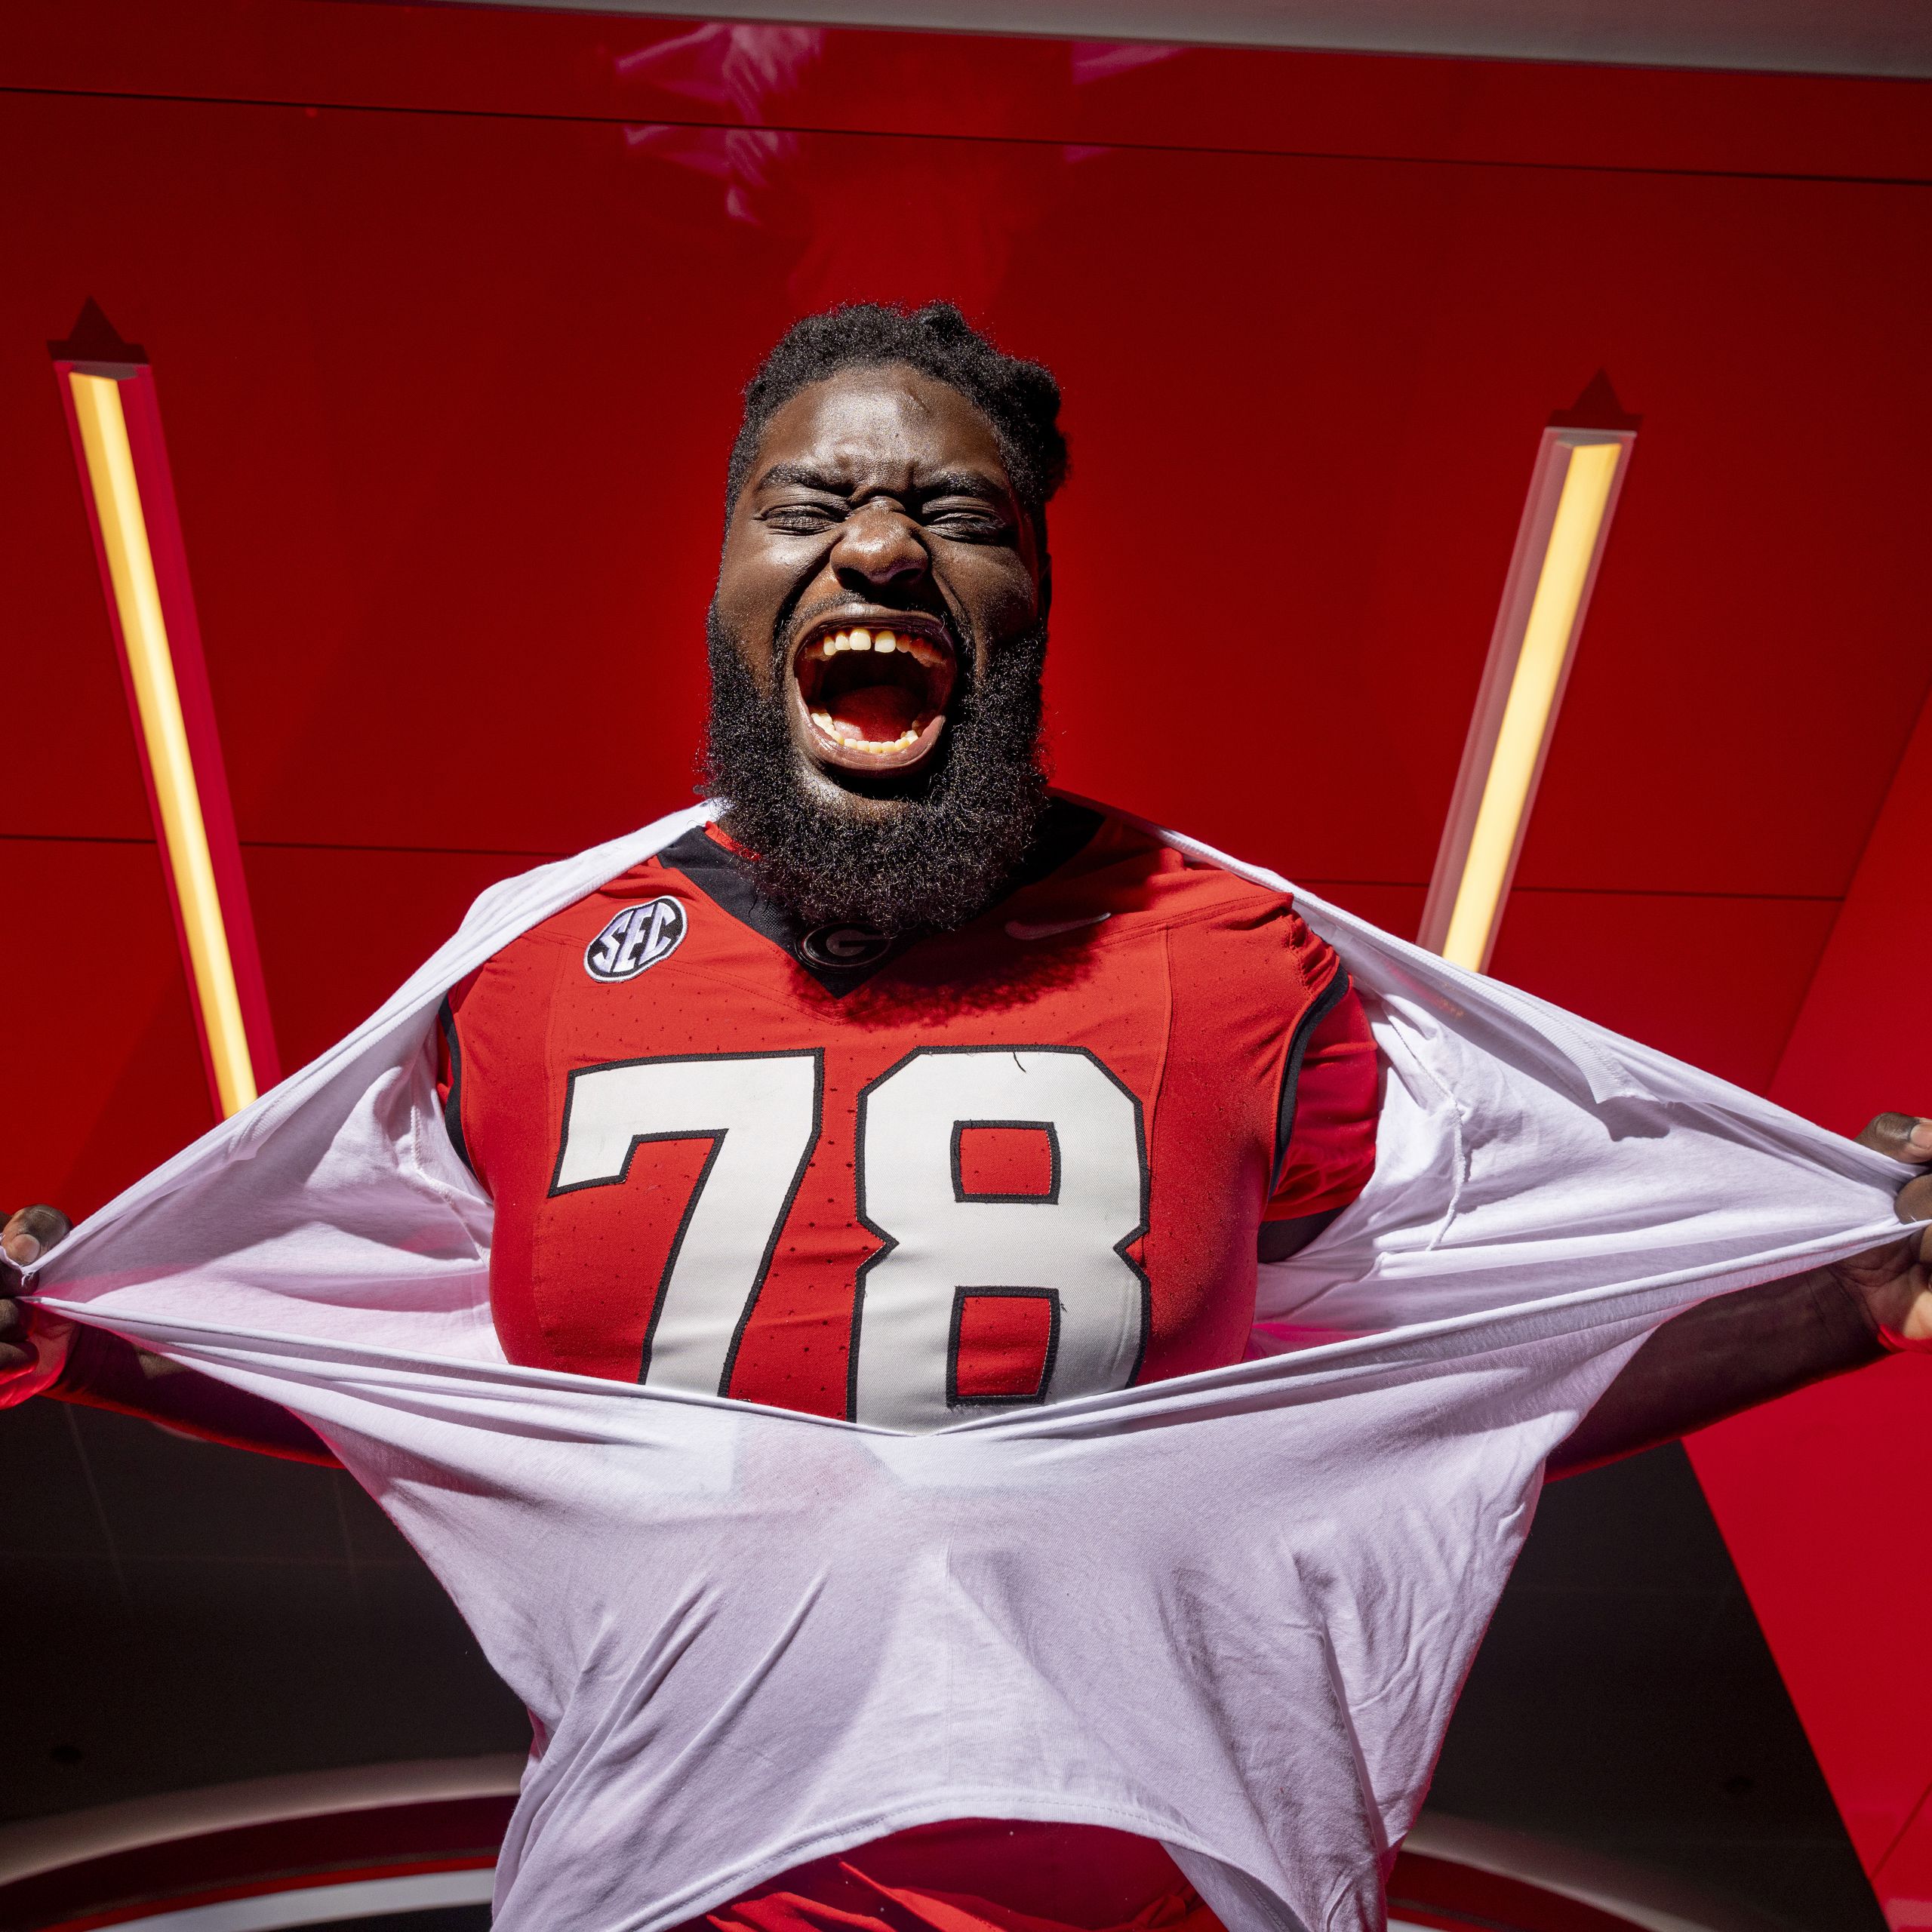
[701,607,1051,936]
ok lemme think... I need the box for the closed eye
[760,500,843,534]
[924,503,1011,540]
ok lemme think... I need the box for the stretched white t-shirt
[12,803,1909,1932]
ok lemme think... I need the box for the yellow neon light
[1440,439,1621,973]
[69,371,258,1116]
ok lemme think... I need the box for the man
[6,302,1930,1932]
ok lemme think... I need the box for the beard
[701,605,1051,937]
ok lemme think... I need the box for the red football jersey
[439,800,1377,1426]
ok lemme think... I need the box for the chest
[463,889,1292,1428]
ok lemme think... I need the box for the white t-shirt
[12,803,1908,1932]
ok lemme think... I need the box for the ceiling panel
[6,2,1930,177]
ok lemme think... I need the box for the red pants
[695,1823,1222,1932]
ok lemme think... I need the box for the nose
[830,502,930,593]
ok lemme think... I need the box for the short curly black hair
[724,302,1069,549]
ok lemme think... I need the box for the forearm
[1547,1266,1885,1481]
[49,1324,338,1468]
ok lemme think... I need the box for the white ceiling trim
[448,0,1932,79]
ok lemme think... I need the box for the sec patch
[585,898,687,982]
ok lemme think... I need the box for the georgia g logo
[585,897,688,982]
[798,922,893,970]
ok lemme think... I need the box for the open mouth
[790,619,958,775]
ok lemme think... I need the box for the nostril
[832,514,928,581]
[837,552,926,586]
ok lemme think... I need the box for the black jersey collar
[657,798,1103,996]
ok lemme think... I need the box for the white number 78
[549,1047,1148,1429]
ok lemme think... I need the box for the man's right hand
[1,1204,334,1461]
[2,1205,74,1395]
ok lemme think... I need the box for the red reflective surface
[4,1,1931,1914]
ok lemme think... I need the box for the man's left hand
[1833,1114,1932,1345]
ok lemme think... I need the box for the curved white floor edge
[96,1866,497,1931]
[0,1758,525,1886]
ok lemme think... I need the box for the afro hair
[724,302,1069,547]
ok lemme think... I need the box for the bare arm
[1260,1115,1932,1481]
[1549,1111,1932,1478]
[2,1205,336,1466]
[1546,1263,1883,1478]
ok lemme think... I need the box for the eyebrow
[755,463,848,494]
[754,463,1011,506]
[919,470,1009,504]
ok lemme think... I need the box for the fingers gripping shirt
[435,803,1379,1425]
[14,796,1909,1932]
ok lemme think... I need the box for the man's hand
[1832,1114,1932,1346]
[1,1204,73,1389]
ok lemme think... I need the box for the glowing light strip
[68,371,258,1115]
[1438,441,1620,971]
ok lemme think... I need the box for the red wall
[5,1,1931,1910]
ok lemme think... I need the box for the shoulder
[451,852,688,1026]
[1043,796,1334,985]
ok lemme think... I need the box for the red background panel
[5,2,1932,1916]
[1687,685,1932,1887]
[8,840,214,1214]
[1772,691,1932,1142]
[2,353,154,843]
[1487,893,1841,1095]
[242,846,559,1073]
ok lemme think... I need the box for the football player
[8,302,1931,1932]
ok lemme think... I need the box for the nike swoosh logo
[1004,912,1112,943]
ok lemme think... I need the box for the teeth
[808,629,943,663]
[809,711,921,754]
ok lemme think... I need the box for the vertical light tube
[66,372,258,1116]
[1420,426,1635,974]
[1439,443,1620,970]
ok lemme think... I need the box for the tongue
[829,684,921,741]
